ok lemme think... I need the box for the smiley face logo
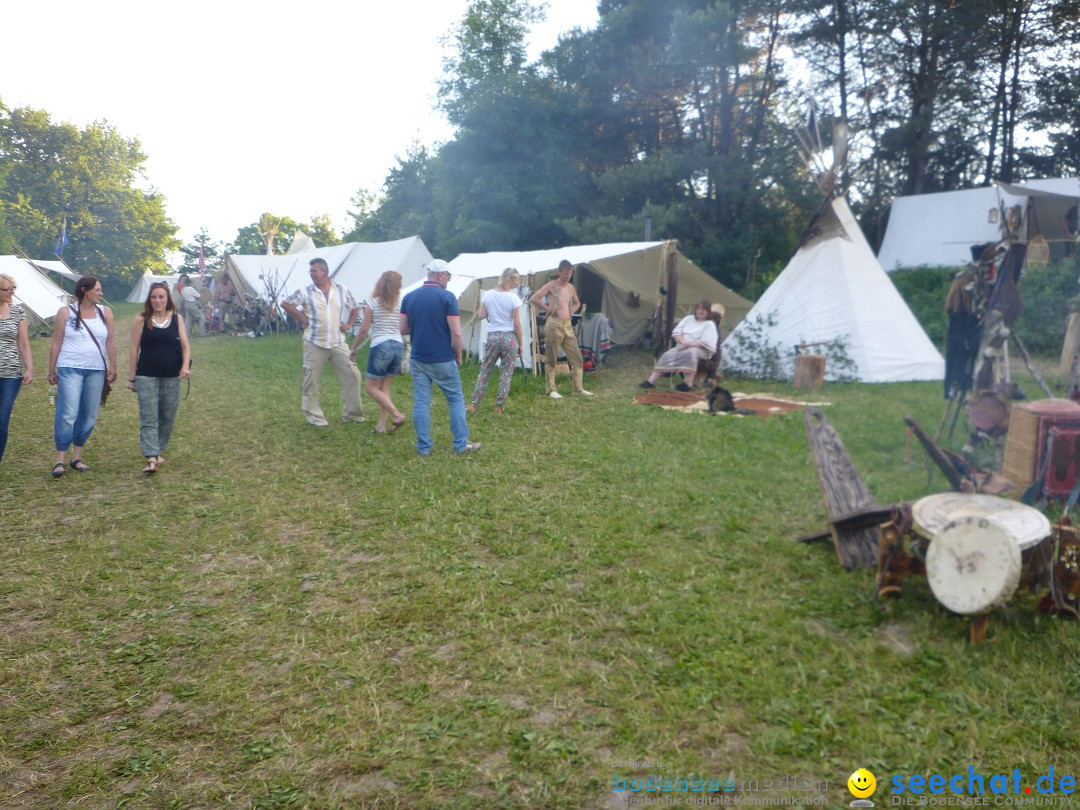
[848,768,877,798]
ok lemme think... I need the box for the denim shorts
[366,340,404,379]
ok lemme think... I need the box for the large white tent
[29,258,79,283]
[878,178,1080,270]
[222,236,432,306]
[0,256,71,327]
[126,270,182,303]
[724,196,944,383]
[412,241,751,351]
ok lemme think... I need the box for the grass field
[2,303,1077,809]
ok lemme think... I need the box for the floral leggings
[472,331,519,407]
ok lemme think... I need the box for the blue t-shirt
[401,282,459,363]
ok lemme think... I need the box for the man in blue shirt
[399,260,480,456]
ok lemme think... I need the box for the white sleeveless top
[57,306,108,370]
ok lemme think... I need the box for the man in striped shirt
[281,258,365,427]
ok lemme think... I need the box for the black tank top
[135,316,182,377]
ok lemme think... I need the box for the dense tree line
[4,2,1078,297]
[349,0,1080,292]
[0,100,179,293]
[0,100,343,294]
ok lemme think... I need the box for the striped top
[363,298,403,348]
[0,304,26,378]
[285,282,357,349]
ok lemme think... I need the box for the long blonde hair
[371,270,403,311]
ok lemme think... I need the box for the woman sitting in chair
[639,299,720,391]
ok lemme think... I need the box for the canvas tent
[29,259,79,283]
[286,230,317,255]
[126,270,182,303]
[0,256,71,327]
[411,242,751,355]
[222,237,432,307]
[724,196,944,383]
[878,178,1080,270]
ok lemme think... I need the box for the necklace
[151,314,172,328]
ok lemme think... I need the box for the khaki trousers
[301,341,364,426]
[544,316,584,393]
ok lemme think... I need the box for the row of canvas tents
[216,237,754,364]
[7,218,947,385]
[154,224,944,384]
[878,177,1080,270]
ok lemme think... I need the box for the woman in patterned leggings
[469,268,524,415]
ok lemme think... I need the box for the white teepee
[722,195,944,382]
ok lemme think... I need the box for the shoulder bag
[77,304,112,405]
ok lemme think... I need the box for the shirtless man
[529,260,592,399]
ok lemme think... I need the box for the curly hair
[371,270,403,311]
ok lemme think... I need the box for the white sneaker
[576,389,594,397]
[548,391,563,399]
[457,442,482,455]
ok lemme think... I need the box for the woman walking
[47,276,117,477]
[128,282,191,474]
[350,270,407,434]
[0,273,33,465]
[469,267,523,415]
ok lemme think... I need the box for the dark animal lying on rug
[705,385,757,416]
[707,385,735,413]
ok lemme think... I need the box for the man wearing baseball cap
[399,260,479,456]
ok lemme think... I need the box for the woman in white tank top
[46,276,117,477]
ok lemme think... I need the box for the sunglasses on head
[150,282,170,290]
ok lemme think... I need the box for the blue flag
[53,218,68,257]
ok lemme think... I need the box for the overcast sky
[1,0,598,247]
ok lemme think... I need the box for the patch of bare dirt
[432,642,459,661]
[330,772,400,798]
[142,692,176,720]
[195,552,263,575]
[502,694,530,711]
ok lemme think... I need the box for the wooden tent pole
[528,273,542,375]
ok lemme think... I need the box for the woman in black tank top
[127,283,191,474]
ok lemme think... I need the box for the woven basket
[1002,399,1080,493]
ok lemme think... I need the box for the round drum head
[966,394,1009,434]
[926,516,1021,614]
[911,493,1050,550]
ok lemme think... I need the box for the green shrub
[888,266,953,346]
[889,260,1079,356]
[1015,260,1078,354]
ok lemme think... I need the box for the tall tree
[547,0,800,287]
[0,101,179,291]
[232,213,301,255]
[438,0,546,126]
[345,145,438,247]
[306,213,341,247]
[178,229,225,277]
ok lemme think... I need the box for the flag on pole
[53,217,68,257]
[198,243,207,278]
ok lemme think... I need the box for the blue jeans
[366,340,404,379]
[410,359,469,455]
[54,367,106,451]
[0,376,22,464]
